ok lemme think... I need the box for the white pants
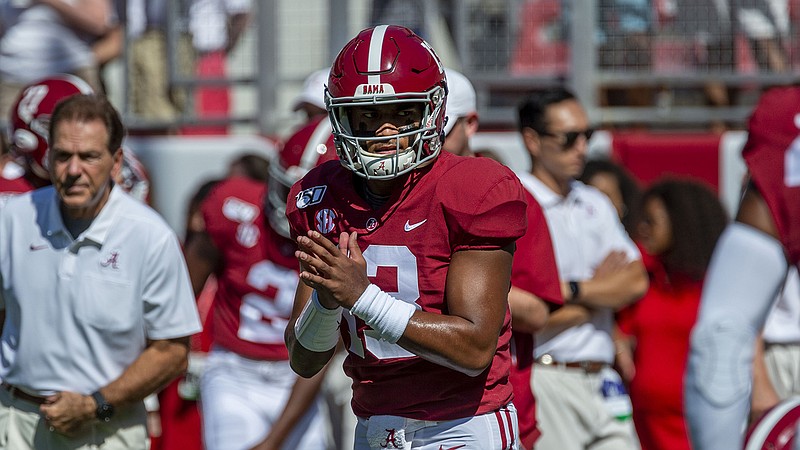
[354,403,519,450]
[200,347,329,450]
[764,343,800,399]
[533,365,638,450]
[0,387,147,450]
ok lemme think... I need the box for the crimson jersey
[201,177,299,360]
[742,86,800,266]
[509,189,563,449]
[286,150,528,421]
[0,161,34,199]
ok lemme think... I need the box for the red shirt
[202,177,299,360]
[509,190,562,449]
[287,151,528,420]
[741,86,800,266]
[617,259,701,450]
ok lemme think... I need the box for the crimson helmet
[9,74,94,181]
[744,396,800,450]
[267,116,339,237]
[325,24,448,179]
[116,148,151,204]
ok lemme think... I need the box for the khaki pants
[129,30,193,121]
[533,364,639,450]
[0,387,148,450]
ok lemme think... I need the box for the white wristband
[350,284,416,344]
[294,291,342,352]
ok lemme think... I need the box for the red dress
[617,259,702,450]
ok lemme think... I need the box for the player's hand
[295,230,369,309]
[40,391,96,436]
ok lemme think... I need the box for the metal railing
[116,0,798,135]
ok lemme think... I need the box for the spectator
[0,94,201,449]
[0,0,116,133]
[616,178,728,450]
[184,146,333,448]
[579,158,643,238]
[516,87,648,450]
[285,25,527,449]
[184,0,252,135]
[685,85,800,449]
[735,0,790,72]
[126,0,193,123]
[442,68,480,157]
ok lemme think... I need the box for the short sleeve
[142,231,202,340]
[440,160,528,252]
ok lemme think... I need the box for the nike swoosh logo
[438,445,466,450]
[29,244,48,251]
[404,219,427,232]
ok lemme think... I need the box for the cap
[443,68,477,136]
[291,68,330,112]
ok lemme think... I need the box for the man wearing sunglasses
[516,87,648,449]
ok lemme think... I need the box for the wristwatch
[91,390,114,423]
[568,280,581,302]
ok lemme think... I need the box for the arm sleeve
[685,223,789,449]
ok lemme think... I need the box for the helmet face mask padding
[326,25,448,180]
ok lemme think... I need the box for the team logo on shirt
[366,218,378,231]
[296,185,327,209]
[315,209,337,234]
[100,250,120,269]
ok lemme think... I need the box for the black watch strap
[91,390,114,422]
[569,280,581,302]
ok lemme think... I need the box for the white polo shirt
[516,172,641,363]
[0,185,202,396]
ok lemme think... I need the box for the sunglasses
[539,128,595,149]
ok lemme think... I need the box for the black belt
[2,382,47,405]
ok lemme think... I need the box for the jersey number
[238,260,297,344]
[343,245,421,360]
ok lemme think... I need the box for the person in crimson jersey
[284,25,528,450]
[183,133,336,449]
[440,66,563,449]
[0,74,94,200]
[685,85,800,449]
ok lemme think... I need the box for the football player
[685,86,800,449]
[285,25,527,449]
[1,74,94,197]
[183,128,335,450]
